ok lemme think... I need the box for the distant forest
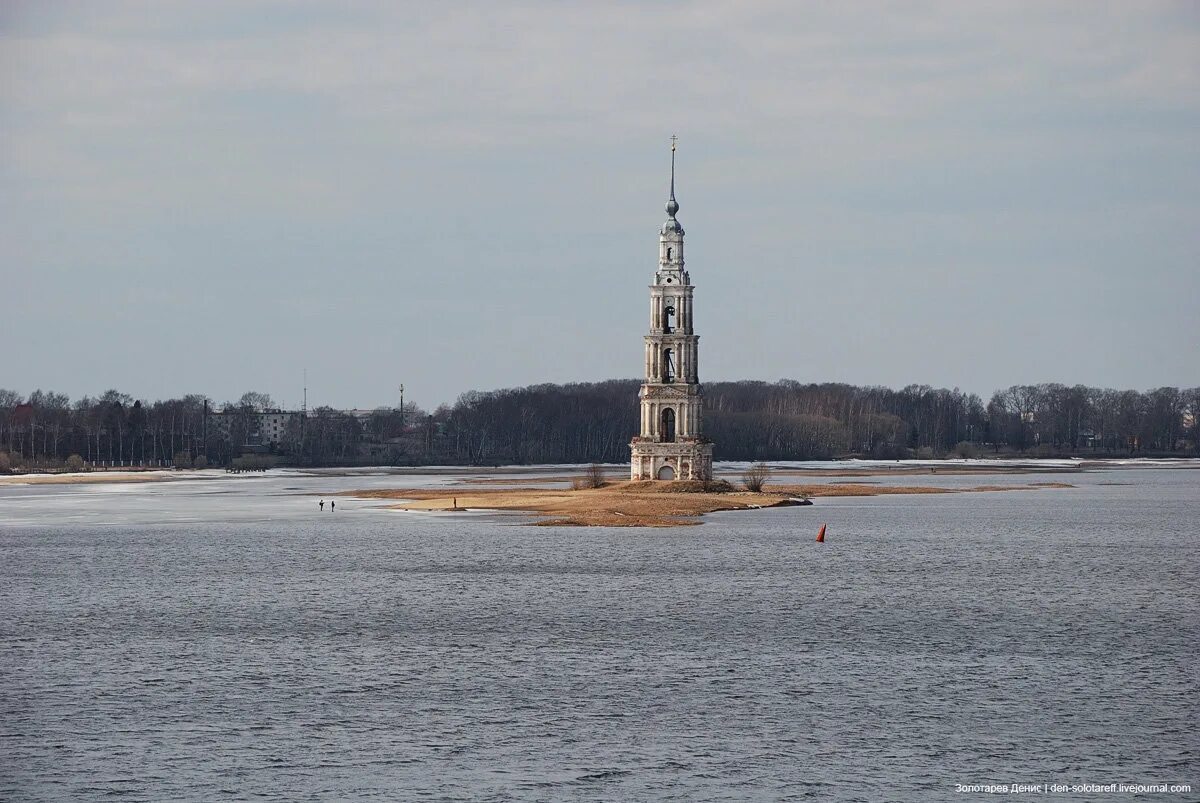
[2,380,1197,472]
[439,381,1199,463]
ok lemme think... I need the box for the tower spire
[666,134,679,218]
[670,134,677,199]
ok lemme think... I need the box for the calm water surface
[1,465,1197,801]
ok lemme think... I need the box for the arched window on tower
[666,247,672,260]
[663,304,675,334]
[661,408,676,443]
[662,348,675,383]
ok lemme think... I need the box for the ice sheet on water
[0,468,437,528]
[0,465,588,528]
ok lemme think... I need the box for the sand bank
[343,479,1074,527]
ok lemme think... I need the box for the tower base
[630,440,713,481]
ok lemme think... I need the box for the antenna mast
[301,368,307,460]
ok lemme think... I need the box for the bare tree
[238,391,276,412]
[573,463,607,490]
[742,462,770,492]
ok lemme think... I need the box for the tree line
[441,380,1199,463]
[1,381,1197,472]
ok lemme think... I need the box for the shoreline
[0,469,214,486]
[1,455,1193,487]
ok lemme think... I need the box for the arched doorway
[661,407,676,442]
[657,464,675,480]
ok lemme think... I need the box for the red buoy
[816,523,826,543]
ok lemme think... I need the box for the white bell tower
[630,137,714,481]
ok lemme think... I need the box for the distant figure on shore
[330,500,335,512]
[319,499,325,511]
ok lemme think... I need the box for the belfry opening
[661,408,676,442]
[629,137,714,481]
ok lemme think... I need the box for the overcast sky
[2,1,1197,411]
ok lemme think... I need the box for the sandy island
[343,479,1075,527]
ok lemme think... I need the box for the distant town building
[206,409,302,447]
[630,139,714,481]
[258,411,297,445]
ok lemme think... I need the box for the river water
[1,464,1197,801]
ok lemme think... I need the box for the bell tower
[630,137,714,481]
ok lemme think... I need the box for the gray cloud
[2,1,1197,408]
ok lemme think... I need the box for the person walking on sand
[319,499,325,511]
[330,500,335,512]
